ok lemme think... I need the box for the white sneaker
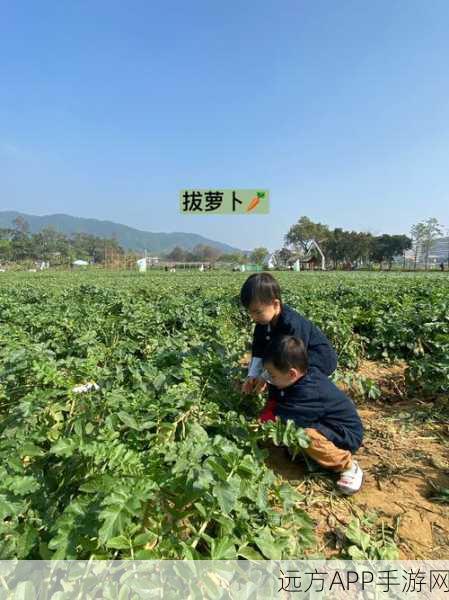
[337,460,364,495]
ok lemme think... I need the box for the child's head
[239,273,282,325]
[263,336,308,389]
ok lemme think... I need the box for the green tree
[69,233,124,264]
[323,230,374,269]
[356,232,374,267]
[12,216,30,234]
[371,234,412,269]
[167,246,187,261]
[11,217,33,261]
[326,228,347,268]
[219,252,246,264]
[191,244,221,263]
[285,216,330,252]
[250,247,269,266]
[31,227,68,261]
[274,247,293,267]
[0,239,12,261]
[419,218,444,269]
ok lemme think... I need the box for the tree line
[0,217,124,264]
[1,215,445,269]
[0,217,239,266]
[242,216,446,270]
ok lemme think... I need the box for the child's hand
[242,377,267,395]
[241,377,256,394]
[254,377,268,394]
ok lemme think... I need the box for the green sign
[180,189,269,215]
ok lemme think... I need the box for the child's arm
[246,322,267,378]
[242,325,268,394]
[247,356,263,378]
[242,356,267,394]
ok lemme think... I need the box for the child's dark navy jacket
[271,367,363,453]
[252,304,337,376]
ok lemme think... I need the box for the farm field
[0,271,448,559]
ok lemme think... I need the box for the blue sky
[1,0,449,251]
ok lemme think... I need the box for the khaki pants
[304,428,353,472]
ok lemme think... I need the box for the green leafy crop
[0,270,447,558]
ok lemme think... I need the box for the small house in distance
[136,256,160,272]
[290,240,326,271]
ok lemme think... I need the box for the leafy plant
[1,269,447,558]
[343,516,399,560]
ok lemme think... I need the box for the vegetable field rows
[0,271,448,558]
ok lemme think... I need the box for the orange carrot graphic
[246,191,265,212]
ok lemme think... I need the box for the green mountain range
[0,211,243,254]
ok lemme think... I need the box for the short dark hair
[263,336,308,373]
[239,273,282,308]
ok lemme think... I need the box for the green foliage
[259,418,310,459]
[343,515,399,560]
[250,247,270,266]
[0,270,447,558]
[0,271,317,558]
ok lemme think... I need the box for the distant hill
[0,211,243,255]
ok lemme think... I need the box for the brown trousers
[304,428,353,472]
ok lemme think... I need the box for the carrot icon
[246,191,265,212]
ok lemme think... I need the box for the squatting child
[262,335,364,494]
[240,272,338,421]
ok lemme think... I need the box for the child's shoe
[336,460,364,495]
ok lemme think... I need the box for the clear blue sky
[1,0,449,251]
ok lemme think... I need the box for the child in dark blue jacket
[240,272,337,420]
[262,335,364,494]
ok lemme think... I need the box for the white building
[136,256,160,271]
[267,254,276,269]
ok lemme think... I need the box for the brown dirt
[264,360,449,559]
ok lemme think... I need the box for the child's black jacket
[252,304,337,376]
[271,366,364,454]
